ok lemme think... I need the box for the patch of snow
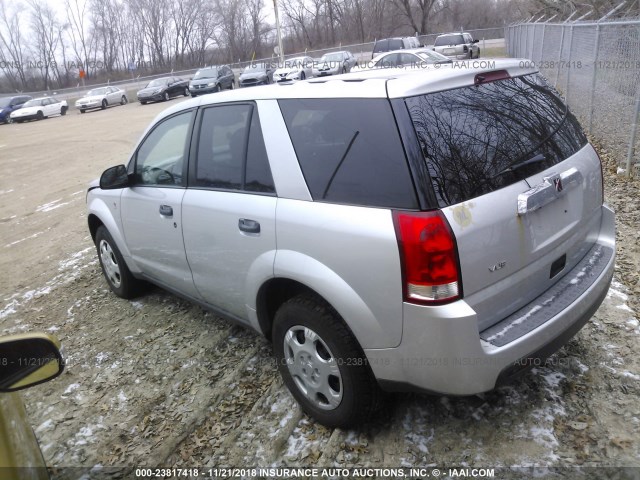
[36,198,70,213]
[36,419,53,433]
[64,383,80,394]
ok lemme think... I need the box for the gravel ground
[0,97,638,480]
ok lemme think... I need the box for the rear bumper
[365,205,615,395]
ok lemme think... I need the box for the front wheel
[120,96,128,105]
[300,71,306,80]
[272,294,384,428]
[229,81,234,90]
[163,91,170,101]
[95,226,143,299]
[476,48,481,58]
[101,99,107,110]
[36,111,44,120]
[61,106,67,116]
[183,87,189,96]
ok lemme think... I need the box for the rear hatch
[404,72,605,332]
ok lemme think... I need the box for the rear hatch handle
[517,167,583,216]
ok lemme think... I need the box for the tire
[476,48,481,58]
[300,71,306,80]
[101,99,107,110]
[95,226,143,299]
[229,81,234,90]
[140,101,147,105]
[183,87,189,96]
[36,111,43,120]
[61,106,67,116]
[120,96,128,105]
[163,91,170,101]
[7,117,13,124]
[80,109,86,114]
[214,84,221,93]
[341,67,347,74]
[272,294,384,428]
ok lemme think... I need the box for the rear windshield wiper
[493,153,547,179]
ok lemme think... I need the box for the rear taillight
[392,211,462,305]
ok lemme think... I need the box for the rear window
[405,73,588,206]
[435,35,464,46]
[279,98,418,209]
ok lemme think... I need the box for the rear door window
[279,98,417,209]
[405,73,587,206]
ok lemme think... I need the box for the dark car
[137,76,190,104]
[239,63,274,87]
[0,95,32,124]
[189,66,235,96]
[371,37,420,59]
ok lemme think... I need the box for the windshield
[0,98,11,108]
[87,88,108,96]
[23,99,44,107]
[243,64,265,73]
[284,57,305,67]
[147,78,169,87]
[321,53,343,62]
[194,68,217,79]
[435,34,465,46]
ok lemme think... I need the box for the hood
[138,86,164,95]
[190,78,216,86]
[78,95,103,103]
[274,67,299,76]
[240,72,267,81]
[11,106,39,116]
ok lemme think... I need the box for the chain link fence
[506,19,640,176]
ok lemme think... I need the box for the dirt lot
[0,97,639,479]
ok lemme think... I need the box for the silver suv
[87,59,615,427]
[433,32,480,59]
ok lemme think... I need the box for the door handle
[238,218,260,234]
[159,205,173,217]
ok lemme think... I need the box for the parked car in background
[137,77,190,104]
[189,66,235,96]
[75,86,128,113]
[0,95,32,124]
[239,63,274,87]
[88,59,614,428]
[352,48,452,71]
[273,56,314,82]
[312,51,357,77]
[433,32,480,59]
[0,333,65,474]
[9,97,68,122]
[371,37,420,58]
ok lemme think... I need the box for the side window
[195,104,275,193]
[135,111,193,186]
[399,53,418,66]
[377,53,397,68]
[245,109,275,193]
[279,98,418,209]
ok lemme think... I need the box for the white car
[9,97,68,123]
[273,56,314,82]
[76,86,128,113]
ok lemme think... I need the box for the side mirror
[100,164,130,190]
[0,333,64,392]
[473,39,479,44]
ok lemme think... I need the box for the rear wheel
[95,226,143,299]
[120,96,128,105]
[163,91,170,101]
[476,48,481,58]
[36,111,44,120]
[300,72,306,80]
[140,101,147,105]
[7,117,13,124]
[272,294,384,428]
[61,106,67,116]
[229,81,234,90]
[101,99,107,109]
[80,109,86,114]
[214,84,221,93]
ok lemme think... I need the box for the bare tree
[0,0,28,89]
